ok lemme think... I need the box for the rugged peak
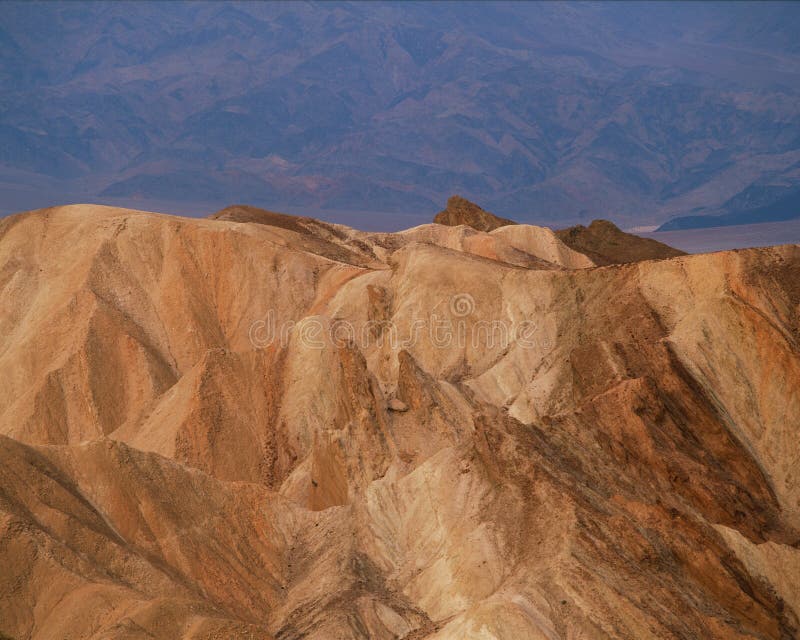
[433,195,517,232]
[587,219,621,233]
[556,218,686,265]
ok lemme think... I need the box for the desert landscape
[3,1,800,638]
[1,197,798,639]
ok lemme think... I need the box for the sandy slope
[0,204,798,639]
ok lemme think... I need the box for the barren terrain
[0,202,798,639]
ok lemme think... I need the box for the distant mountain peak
[433,195,517,232]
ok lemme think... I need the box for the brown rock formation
[1,203,799,639]
[433,195,517,232]
[557,218,686,265]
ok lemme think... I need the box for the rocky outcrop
[557,218,686,265]
[433,195,517,232]
[0,203,798,639]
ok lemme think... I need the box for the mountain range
[2,1,800,229]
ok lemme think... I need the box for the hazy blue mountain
[2,1,800,228]
[658,184,800,230]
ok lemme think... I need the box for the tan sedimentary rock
[0,203,798,639]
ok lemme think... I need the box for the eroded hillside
[0,204,798,639]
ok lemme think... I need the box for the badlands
[0,198,798,639]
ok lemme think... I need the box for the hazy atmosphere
[2,1,800,230]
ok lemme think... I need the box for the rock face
[434,195,517,232]
[1,203,799,640]
[557,219,686,265]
